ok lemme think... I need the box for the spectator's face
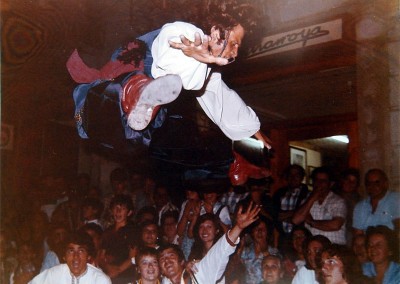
[262,257,283,284]
[53,227,68,244]
[82,205,97,220]
[131,173,144,190]
[159,248,184,279]
[307,240,323,269]
[209,24,244,61]
[352,235,368,264]
[85,229,102,250]
[163,216,178,239]
[287,168,303,189]
[251,221,268,244]
[199,220,217,244]
[340,174,358,193]
[112,180,126,194]
[203,192,218,205]
[142,224,158,246]
[321,252,345,284]
[292,229,307,255]
[138,254,160,282]
[312,173,331,193]
[155,187,169,208]
[64,243,89,277]
[367,233,391,265]
[185,189,199,201]
[365,172,388,200]
[111,204,132,224]
[17,244,36,264]
[250,186,264,201]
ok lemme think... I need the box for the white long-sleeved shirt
[151,21,261,141]
[29,263,111,284]
[161,233,238,284]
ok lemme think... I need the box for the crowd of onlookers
[0,165,399,284]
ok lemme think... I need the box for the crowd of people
[1,165,399,284]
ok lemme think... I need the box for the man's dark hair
[290,225,312,241]
[194,0,262,43]
[136,246,159,264]
[161,210,179,227]
[110,194,134,212]
[283,164,306,180]
[65,231,96,258]
[79,223,103,238]
[136,205,158,224]
[310,166,333,182]
[341,168,360,186]
[158,244,185,264]
[82,197,104,218]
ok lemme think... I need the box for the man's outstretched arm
[169,32,229,66]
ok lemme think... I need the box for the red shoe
[122,74,182,130]
[229,150,271,186]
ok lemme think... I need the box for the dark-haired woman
[240,218,279,284]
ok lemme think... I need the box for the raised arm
[228,202,261,243]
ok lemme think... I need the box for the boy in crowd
[29,231,111,284]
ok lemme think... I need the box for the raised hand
[235,201,261,230]
[227,202,261,244]
[169,32,229,66]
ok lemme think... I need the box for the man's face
[138,254,160,282]
[82,205,97,220]
[111,204,132,224]
[340,174,358,193]
[365,171,388,200]
[159,248,184,279]
[142,224,158,246]
[321,252,344,284]
[203,192,218,205]
[287,168,303,189]
[292,229,307,254]
[209,24,245,61]
[185,189,199,201]
[64,243,89,277]
[262,257,283,284]
[163,216,178,239]
[312,173,331,193]
[154,187,169,208]
[307,240,323,269]
[111,180,126,194]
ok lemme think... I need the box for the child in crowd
[99,194,136,282]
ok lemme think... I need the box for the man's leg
[122,74,182,131]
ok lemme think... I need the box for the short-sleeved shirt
[353,191,400,231]
[240,243,279,284]
[305,191,347,244]
[363,261,400,284]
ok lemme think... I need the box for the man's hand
[235,202,261,230]
[169,32,229,66]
